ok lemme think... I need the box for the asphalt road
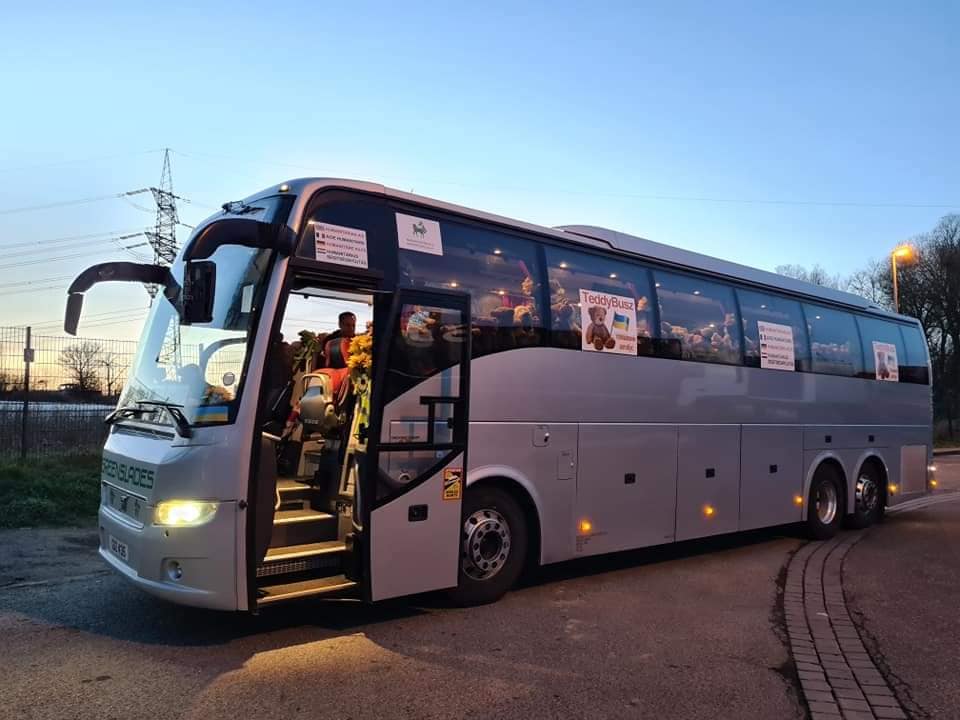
[1,455,957,720]
[844,456,960,720]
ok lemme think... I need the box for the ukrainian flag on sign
[195,405,229,423]
[612,312,630,331]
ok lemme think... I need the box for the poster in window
[396,213,443,255]
[757,321,796,371]
[313,222,368,269]
[579,289,636,356]
[872,341,899,382]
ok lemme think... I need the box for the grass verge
[0,454,101,528]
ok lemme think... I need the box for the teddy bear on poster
[584,306,617,351]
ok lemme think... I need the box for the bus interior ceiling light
[154,500,219,527]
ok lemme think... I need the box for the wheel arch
[466,466,543,569]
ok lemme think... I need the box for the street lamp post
[890,244,916,313]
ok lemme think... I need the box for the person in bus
[323,311,357,369]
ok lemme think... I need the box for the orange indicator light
[793,495,804,507]
[930,479,938,488]
[888,483,898,495]
[578,519,593,535]
[703,504,716,518]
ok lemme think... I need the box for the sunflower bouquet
[347,331,373,447]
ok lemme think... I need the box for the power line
[0,228,145,250]
[0,275,73,290]
[0,149,164,174]
[171,146,960,210]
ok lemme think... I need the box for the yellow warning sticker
[442,468,463,501]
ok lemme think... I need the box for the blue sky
[1,1,957,339]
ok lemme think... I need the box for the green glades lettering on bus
[101,457,155,490]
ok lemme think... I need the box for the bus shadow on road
[0,523,806,649]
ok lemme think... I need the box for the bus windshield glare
[118,244,274,426]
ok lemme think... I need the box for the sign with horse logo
[396,213,443,256]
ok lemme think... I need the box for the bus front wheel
[806,465,845,540]
[448,485,528,606]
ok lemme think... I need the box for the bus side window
[898,324,930,385]
[655,272,743,365]
[856,315,908,381]
[398,217,545,357]
[737,289,811,371]
[803,304,864,377]
[545,247,656,355]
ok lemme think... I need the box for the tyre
[806,464,845,540]
[447,485,528,606]
[845,463,884,529]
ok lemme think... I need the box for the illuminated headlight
[928,465,937,474]
[154,500,219,527]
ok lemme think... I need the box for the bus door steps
[256,541,346,579]
[270,507,338,547]
[276,477,314,511]
[257,574,357,606]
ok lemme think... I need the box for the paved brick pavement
[785,533,908,720]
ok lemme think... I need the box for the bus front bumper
[98,501,239,611]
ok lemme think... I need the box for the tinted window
[545,247,656,354]
[857,316,907,381]
[899,323,930,385]
[655,272,742,365]
[803,304,863,377]
[737,289,811,371]
[398,219,544,357]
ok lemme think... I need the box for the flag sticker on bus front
[313,222,369,269]
[579,289,637,355]
[757,321,795,371]
[442,468,462,501]
[396,213,443,255]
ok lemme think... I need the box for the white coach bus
[65,179,934,611]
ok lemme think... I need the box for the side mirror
[182,261,216,325]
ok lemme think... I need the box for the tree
[774,263,844,289]
[845,214,960,440]
[98,351,127,397]
[58,341,103,393]
[844,258,890,308]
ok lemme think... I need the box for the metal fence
[0,326,139,460]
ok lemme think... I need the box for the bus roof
[239,177,915,323]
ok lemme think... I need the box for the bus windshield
[118,244,274,426]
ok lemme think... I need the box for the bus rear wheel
[806,465,845,540]
[448,485,527,606]
[846,464,884,529]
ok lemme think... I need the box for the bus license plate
[109,535,128,563]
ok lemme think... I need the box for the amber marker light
[888,483,898,495]
[578,519,593,535]
[930,479,939,488]
[703,504,716,518]
[793,495,804,507]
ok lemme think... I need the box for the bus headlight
[154,500,219,527]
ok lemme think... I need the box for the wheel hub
[856,475,879,514]
[462,509,511,581]
[816,482,838,525]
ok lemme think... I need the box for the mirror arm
[63,262,181,335]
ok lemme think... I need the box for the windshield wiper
[105,401,193,438]
[134,401,193,438]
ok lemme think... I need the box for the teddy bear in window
[584,306,616,351]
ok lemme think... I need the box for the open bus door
[357,287,471,601]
